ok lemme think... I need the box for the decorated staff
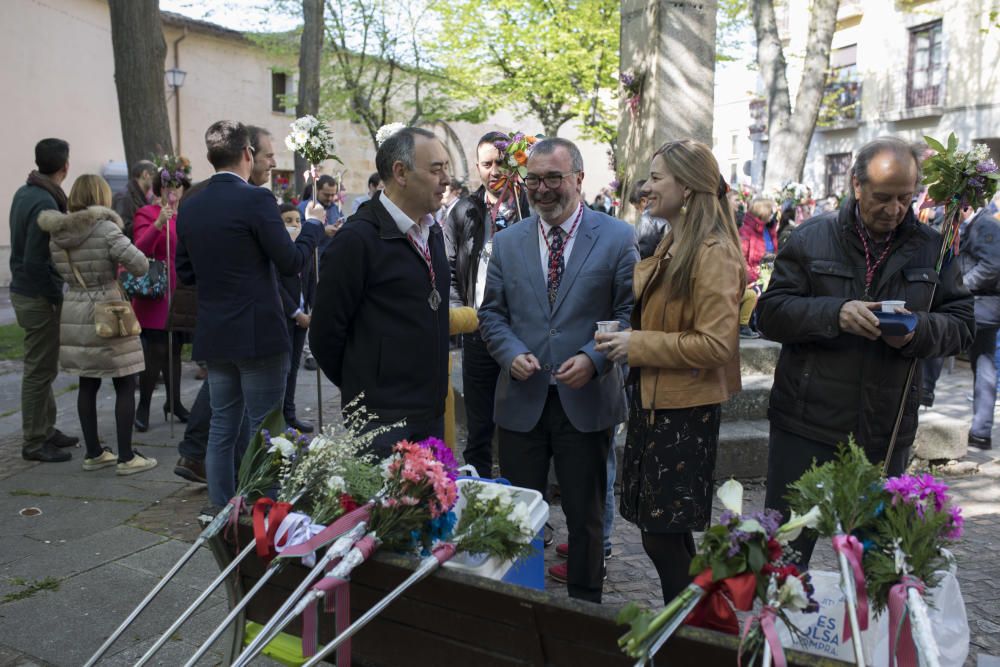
[285,115,341,429]
[238,480,537,667]
[490,131,539,222]
[82,408,288,667]
[883,135,999,471]
[617,480,820,665]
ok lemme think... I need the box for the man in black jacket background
[310,127,452,457]
[758,137,974,564]
[443,131,530,476]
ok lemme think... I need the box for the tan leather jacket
[627,232,743,410]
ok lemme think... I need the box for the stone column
[618,0,717,220]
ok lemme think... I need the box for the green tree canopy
[432,0,619,142]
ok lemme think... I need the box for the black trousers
[764,425,909,567]
[284,319,307,419]
[365,414,445,460]
[462,331,500,477]
[499,388,611,603]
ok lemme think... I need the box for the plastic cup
[881,300,905,313]
[596,321,620,333]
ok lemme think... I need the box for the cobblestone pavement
[0,342,997,666]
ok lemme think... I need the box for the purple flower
[968,176,985,189]
[418,437,459,480]
[752,509,783,538]
[727,529,751,557]
[976,159,998,174]
[160,168,170,181]
[885,475,920,504]
[719,509,737,526]
[620,73,635,87]
[946,505,964,539]
[917,473,949,511]
[494,140,510,152]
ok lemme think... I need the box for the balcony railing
[818,80,861,128]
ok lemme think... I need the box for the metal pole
[314,249,322,431]
[134,541,256,667]
[231,522,368,667]
[299,554,444,667]
[166,196,175,439]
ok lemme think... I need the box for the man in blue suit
[176,120,324,507]
[479,138,637,603]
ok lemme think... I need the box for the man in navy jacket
[176,120,323,507]
[310,127,452,457]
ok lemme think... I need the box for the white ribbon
[274,512,326,566]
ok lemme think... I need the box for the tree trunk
[295,0,325,194]
[752,0,840,190]
[108,0,173,166]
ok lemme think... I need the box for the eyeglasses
[246,145,256,154]
[523,171,579,190]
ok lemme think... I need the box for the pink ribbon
[300,535,380,662]
[279,503,372,560]
[224,495,247,547]
[739,606,786,667]
[888,576,925,667]
[432,542,456,565]
[833,535,870,640]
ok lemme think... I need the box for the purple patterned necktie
[547,226,565,305]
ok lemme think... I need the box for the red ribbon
[833,535,870,640]
[888,575,925,667]
[739,606,787,667]
[685,569,757,635]
[251,498,293,563]
[301,535,380,662]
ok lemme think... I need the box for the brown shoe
[174,457,207,484]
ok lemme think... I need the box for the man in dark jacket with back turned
[176,120,323,507]
[310,127,452,458]
[10,138,80,462]
[758,137,974,565]
[444,130,530,476]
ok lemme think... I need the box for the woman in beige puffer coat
[37,174,157,476]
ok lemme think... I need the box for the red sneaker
[548,561,569,583]
[556,543,569,558]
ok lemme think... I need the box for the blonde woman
[595,140,744,603]
[38,175,156,475]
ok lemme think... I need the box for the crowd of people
[8,122,997,606]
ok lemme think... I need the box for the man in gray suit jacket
[479,138,637,603]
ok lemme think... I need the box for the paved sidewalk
[0,303,997,664]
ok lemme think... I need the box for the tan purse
[66,250,142,338]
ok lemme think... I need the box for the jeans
[920,357,945,406]
[969,325,999,439]
[462,331,500,477]
[11,293,61,448]
[205,352,289,507]
[178,379,249,462]
[283,320,307,419]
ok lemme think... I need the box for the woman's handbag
[66,251,142,338]
[120,258,167,299]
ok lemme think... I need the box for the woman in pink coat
[132,165,191,430]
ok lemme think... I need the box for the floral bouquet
[921,134,999,271]
[284,115,342,206]
[740,567,820,667]
[617,480,820,663]
[449,481,536,563]
[153,154,191,190]
[487,131,540,224]
[863,473,963,667]
[786,437,886,665]
[620,69,644,117]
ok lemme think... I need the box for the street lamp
[165,67,187,89]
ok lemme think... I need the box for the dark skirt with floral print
[620,392,721,533]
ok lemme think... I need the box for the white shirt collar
[380,191,435,238]
[215,170,247,183]
[540,203,584,234]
